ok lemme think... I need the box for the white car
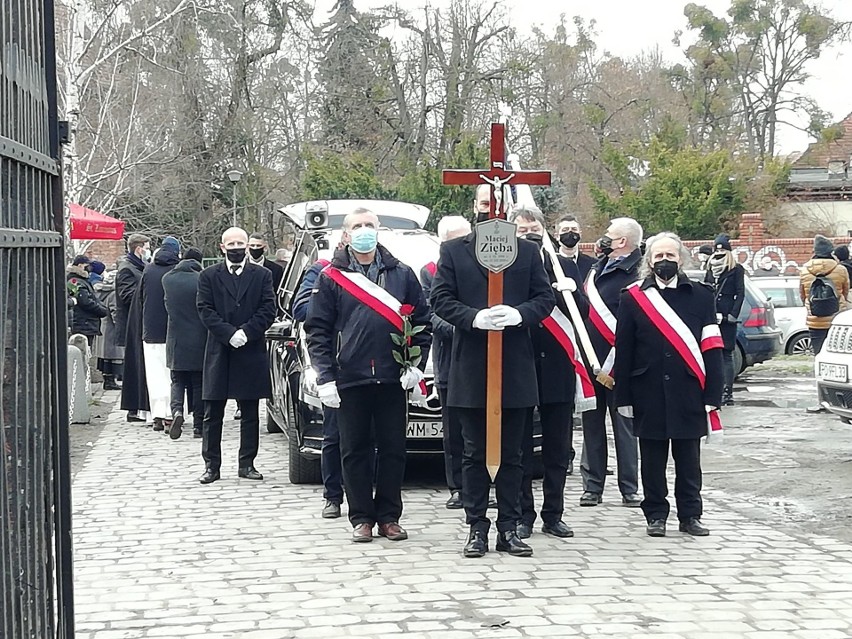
[752,276,812,355]
[815,309,852,423]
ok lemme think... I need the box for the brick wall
[79,240,125,269]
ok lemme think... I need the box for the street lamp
[226,169,243,226]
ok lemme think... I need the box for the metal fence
[1,1,75,638]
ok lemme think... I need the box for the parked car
[752,276,812,355]
[686,270,782,376]
[814,310,852,422]
[265,199,543,484]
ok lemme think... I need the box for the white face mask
[142,248,152,262]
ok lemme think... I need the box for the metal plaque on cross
[475,218,517,273]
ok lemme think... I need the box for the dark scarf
[347,247,383,284]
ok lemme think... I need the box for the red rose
[399,304,415,317]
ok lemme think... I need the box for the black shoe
[495,531,533,557]
[193,429,202,439]
[463,530,488,558]
[567,458,574,475]
[238,466,263,480]
[580,491,602,506]
[322,500,342,519]
[152,418,165,432]
[445,491,463,509]
[622,493,642,508]
[646,519,666,537]
[126,412,146,424]
[516,522,532,539]
[542,520,574,538]
[103,376,121,391]
[169,413,184,440]
[679,517,710,536]
[199,468,220,484]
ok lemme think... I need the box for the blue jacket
[305,245,432,390]
[292,258,330,322]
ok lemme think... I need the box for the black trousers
[521,403,572,526]
[202,399,260,471]
[457,407,529,534]
[639,437,702,522]
[320,407,344,504]
[170,370,204,428]
[338,384,407,526]
[810,328,829,354]
[438,386,463,494]
[581,382,638,495]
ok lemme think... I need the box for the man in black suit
[556,216,596,281]
[196,227,277,484]
[248,232,285,306]
[431,207,555,558]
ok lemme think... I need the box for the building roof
[794,111,852,169]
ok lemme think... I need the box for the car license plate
[820,363,848,383]
[406,421,443,438]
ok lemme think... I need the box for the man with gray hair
[423,215,472,509]
[580,217,643,508]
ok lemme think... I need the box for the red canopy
[68,203,125,240]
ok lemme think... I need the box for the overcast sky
[314,0,852,157]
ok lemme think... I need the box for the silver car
[752,276,811,355]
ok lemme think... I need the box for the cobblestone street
[71,389,852,639]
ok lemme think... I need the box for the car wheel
[787,333,813,356]
[265,401,282,433]
[286,394,322,485]
[732,345,745,379]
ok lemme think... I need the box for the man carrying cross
[431,193,554,558]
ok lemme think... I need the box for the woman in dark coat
[704,234,745,405]
[66,259,108,346]
[614,232,723,538]
[93,271,124,390]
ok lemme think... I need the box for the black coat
[163,259,206,371]
[140,248,179,343]
[613,275,724,440]
[585,249,642,363]
[573,251,596,281]
[197,261,277,400]
[120,280,149,413]
[431,234,555,409]
[67,266,108,336]
[421,261,453,390]
[532,253,588,405]
[115,254,145,347]
[305,245,431,390]
[705,264,745,319]
[263,258,285,295]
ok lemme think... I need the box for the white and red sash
[625,283,723,437]
[540,308,597,413]
[585,270,617,376]
[323,266,427,395]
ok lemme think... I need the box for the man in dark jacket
[305,208,431,543]
[67,256,108,346]
[139,237,181,431]
[556,216,595,280]
[118,234,151,422]
[580,217,643,508]
[423,215,471,510]
[163,247,206,440]
[197,227,277,484]
[431,210,555,559]
[248,232,285,305]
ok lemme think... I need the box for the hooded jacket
[163,259,206,371]
[800,257,850,329]
[140,247,180,343]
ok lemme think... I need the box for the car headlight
[301,366,319,397]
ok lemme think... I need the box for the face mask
[598,236,614,256]
[225,247,246,263]
[142,248,152,262]
[521,233,543,246]
[476,212,491,224]
[350,227,378,254]
[249,247,265,260]
[559,231,580,248]
[652,259,679,281]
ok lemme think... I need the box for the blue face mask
[350,227,378,253]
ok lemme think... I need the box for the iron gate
[1,1,75,638]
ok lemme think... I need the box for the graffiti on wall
[690,244,803,276]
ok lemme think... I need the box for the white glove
[229,329,248,348]
[552,279,577,293]
[410,382,429,407]
[705,405,719,413]
[490,305,523,328]
[400,366,425,390]
[617,405,634,418]
[473,308,502,331]
[317,381,341,408]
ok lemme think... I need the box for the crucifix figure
[442,122,552,480]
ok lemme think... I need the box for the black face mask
[249,247,265,260]
[522,233,543,246]
[225,247,246,264]
[476,212,491,224]
[598,235,614,256]
[559,231,580,248]
[652,259,679,281]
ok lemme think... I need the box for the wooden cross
[442,122,551,479]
